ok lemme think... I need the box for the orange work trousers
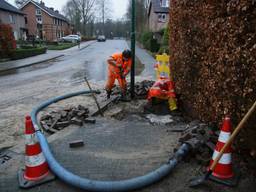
[105,74,127,93]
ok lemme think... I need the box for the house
[0,0,27,40]
[147,0,170,32]
[20,0,72,42]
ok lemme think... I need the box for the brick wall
[148,8,169,32]
[21,2,71,42]
[22,3,37,36]
[0,10,25,40]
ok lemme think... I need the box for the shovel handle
[210,101,256,171]
[84,77,104,117]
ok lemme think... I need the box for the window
[36,16,42,23]
[160,0,169,8]
[158,14,166,23]
[9,14,15,23]
[165,0,170,7]
[36,9,42,15]
[25,17,28,24]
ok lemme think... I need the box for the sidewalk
[0,41,95,72]
[135,44,156,77]
[127,41,156,78]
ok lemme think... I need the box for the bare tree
[72,0,97,36]
[96,0,111,34]
[63,0,97,36]
[62,0,81,33]
[126,0,147,33]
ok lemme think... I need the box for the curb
[0,54,64,73]
[0,41,96,74]
[79,41,96,51]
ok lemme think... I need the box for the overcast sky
[8,0,129,20]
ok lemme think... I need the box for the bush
[10,47,46,60]
[141,31,153,45]
[20,45,35,49]
[46,41,59,45]
[0,24,16,58]
[162,27,169,46]
[139,31,160,53]
[158,46,169,54]
[81,36,96,41]
[47,43,77,50]
[150,38,160,53]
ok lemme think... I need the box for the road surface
[0,40,144,149]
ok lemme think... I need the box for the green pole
[130,0,136,99]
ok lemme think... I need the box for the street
[0,40,138,150]
[0,40,255,192]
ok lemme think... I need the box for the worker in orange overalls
[105,49,132,99]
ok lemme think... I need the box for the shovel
[189,100,256,187]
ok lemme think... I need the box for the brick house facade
[20,0,72,42]
[147,0,170,32]
[0,0,27,40]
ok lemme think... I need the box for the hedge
[81,36,96,41]
[169,1,256,155]
[47,43,77,50]
[0,24,16,58]
[10,47,47,60]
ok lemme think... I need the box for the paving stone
[84,118,96,124]
[71,117,83,126]
[56,121,70,129]
[69,140,84,148]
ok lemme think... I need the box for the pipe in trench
[31,90,191,192]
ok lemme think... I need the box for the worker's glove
[121,74,126,79]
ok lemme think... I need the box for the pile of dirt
[169,1,256,162]
[111,80,154,99]
[40,105,95,134]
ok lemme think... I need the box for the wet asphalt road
[0,40,130,106]
[0,40,129,81]
[0,40,131,150]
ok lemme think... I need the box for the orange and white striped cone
[18,115,55,188]
[208,116,240,186]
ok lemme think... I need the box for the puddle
[0,58,59,76]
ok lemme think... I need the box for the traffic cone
[208,116,240,186]
[18,116,55,188]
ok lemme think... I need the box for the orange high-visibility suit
[105,53,132,93]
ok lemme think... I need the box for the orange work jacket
[108,53,132,78]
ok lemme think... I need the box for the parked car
[60,35,81,43]
[97,35,106,42]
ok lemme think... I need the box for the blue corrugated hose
[31,90,191,192]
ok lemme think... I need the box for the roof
[21,0,68,22]
[148,0,169,14]
[0,0,24,15]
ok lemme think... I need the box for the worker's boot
[120,90,130,102]
[106,90,112,99]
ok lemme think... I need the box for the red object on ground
[208,116,234,179]
[148,77,176,100]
